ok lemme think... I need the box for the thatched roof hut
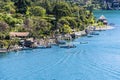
[99,15,106,21]
[98,15,108,25]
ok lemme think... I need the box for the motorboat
[80,42,88,44]
[59,44,76,48]
[90,32,99,35]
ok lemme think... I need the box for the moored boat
[87,35,93,38]
[90,32,99,35]
[59,44,76,48]
[80,42,88,44]
[22,47,33,50]
[56,40,66,45]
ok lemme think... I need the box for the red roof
[99,15,106,20]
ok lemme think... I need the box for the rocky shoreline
[95,26,114,31]
[0,25,115,53]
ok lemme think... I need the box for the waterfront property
[10,32,29,38]
[98,15,108,25]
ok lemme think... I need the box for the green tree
[58,17,77,29]
[28,6,46,17]
[14,0,31,14]
[41,0,52,14]
[0,21,9,32]
[53,2,72,20]
[60,24,72,34]
[3,1,16,14]
[31,18,52,37]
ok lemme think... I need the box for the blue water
[0,10,120,80]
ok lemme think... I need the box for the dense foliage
[0,0,96,48]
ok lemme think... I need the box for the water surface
[0,10,120,80]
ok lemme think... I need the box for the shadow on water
[0,53,9,58]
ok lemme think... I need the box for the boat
[109,23,115,26]
[22,47,33,50]
[90,32,99,35]
[87,35,93,38]
[59,44,76,48]
[57,40,66,45]
[80,42,88,44]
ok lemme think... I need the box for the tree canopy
[0,0,97,47]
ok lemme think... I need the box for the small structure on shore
[10,32,29,38]
[10,32,29,37]
[98,15,108,25]
[10,32,37,49]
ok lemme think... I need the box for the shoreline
[95,25,114,31]
[0,25,114,53]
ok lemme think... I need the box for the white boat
[59,44,76,48]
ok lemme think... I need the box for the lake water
[0,10,120,80]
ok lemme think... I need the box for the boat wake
[23,49,84,78]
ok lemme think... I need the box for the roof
[10,32,29,37]
[103,20,108,23]
[99,15,106,20]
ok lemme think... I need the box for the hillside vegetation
[0,0,96,47]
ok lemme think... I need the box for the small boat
[59,44,76,48]
[90,32,99,35]
[109,23,115,26]
[80,42,88,44]
[57,40,66,45]
[22,47,33,50]
[95,29,106,31]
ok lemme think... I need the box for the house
[98,15,108,25]
[10,32,29,38]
